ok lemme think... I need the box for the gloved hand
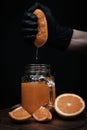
[21,2,73,50]
[21,2,57,44]
[21,3,38,44]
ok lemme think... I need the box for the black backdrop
[1,0,87,109]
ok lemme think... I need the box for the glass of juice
[21,64,56,114]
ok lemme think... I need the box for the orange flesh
[12,108,29,118]
[33,9,48,48]
[34,107,48,119]
[57,96,83,113]
[33,106,52,121]
[9,107,31,121]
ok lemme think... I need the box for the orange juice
[21,82,56,114]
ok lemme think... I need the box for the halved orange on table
[9,106,31,122]
[54,93,86,119]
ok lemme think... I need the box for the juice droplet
[36,48,39,63]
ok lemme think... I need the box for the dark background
[1,0,87,109]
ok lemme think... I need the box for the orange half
[54,93,86,118]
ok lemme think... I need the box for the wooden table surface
[0,108,87,130]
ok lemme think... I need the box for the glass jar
[21,64,56,114]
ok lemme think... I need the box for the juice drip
[36,48,39,63]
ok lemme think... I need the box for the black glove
[21,2,73,50]
[21,3,38,44]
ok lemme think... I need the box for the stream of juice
[36,48,39,62]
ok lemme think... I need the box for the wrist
[47,24,73,50]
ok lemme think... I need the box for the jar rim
[25,64,51,74]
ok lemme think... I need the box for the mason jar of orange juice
[21,64,56,114]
